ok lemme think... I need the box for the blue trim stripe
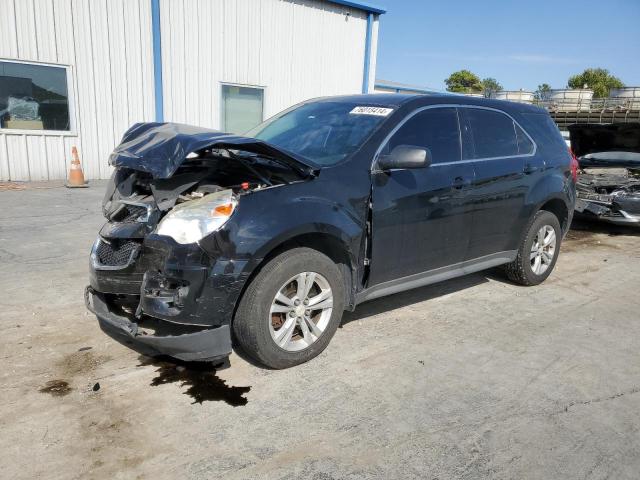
[362,13,373,93]
[327,0,386,14]
[151,0,164,122]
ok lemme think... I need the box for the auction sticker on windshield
[349,106,393,116]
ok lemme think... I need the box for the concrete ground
[1,182,639,480]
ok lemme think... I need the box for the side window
[515,123,534,155]
[465,108,519,158]
[385,107,461,164]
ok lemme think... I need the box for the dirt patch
[56,350,112,377]
[77,410,149,477]
[139,356,251,406]
[571,218,640,237]
[563,229,618,253]
[0,182,26,191]
[565,229,598,242]
[39,379,72,397]
[0,180,66,190]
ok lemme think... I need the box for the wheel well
[540,198,569,231]
[233,233,356,321]
[267,233,352,267]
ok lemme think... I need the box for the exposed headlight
[156,189,237,244]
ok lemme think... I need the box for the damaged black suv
[86,94,576,369]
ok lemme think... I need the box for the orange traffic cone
[66,146,88,188]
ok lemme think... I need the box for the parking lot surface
[1,183,640,480]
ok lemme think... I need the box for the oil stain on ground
[39,379,72,396]
[139,356,250,406]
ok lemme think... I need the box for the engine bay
[102,149,306,226]
[576,166,640,223]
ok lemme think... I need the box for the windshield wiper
[235,151,312,180]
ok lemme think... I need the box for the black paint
[89,94,576,365]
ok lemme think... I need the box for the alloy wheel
[268,272,333,352]
[530,225,556,275]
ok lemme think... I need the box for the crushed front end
[569,123,640,226]
[575,167,640,225]
[86,177,238,362]
[86,122,314,362]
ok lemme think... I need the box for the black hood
[568,123,640,167]
[109,122,317,179]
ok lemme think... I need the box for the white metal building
[0,0,384,181]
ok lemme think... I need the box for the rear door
[369,106,476,286]
[459,107,539,259]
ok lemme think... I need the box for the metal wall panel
[0,0,19,59]
[160,0,370,129]
[0,134,10,179]
[1,0,376,180]
[0,0,155,181]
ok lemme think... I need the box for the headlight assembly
[156,189,237,244]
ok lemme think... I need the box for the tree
[567,68,624,98]
[445,70,483,94]
[481,77,503,98]
[534,83,552,101]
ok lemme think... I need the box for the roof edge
[326,0,386,14]
[374,81,442,95]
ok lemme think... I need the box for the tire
[233,247,345,369]
[504,210,562,286]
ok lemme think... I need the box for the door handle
[452,176,470,189]
[524,164,539,174]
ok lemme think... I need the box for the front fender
[202,186,365,261]
[197,183,368,323]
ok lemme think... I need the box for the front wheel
[233,247,345,369]
[504,210,562,286]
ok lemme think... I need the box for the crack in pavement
[561,386,640,413]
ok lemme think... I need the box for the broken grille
[95,239,140,267]
[110,203,149,223]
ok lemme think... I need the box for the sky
[374,0,640,92]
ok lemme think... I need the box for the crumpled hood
[569,123,640,167]
[109,122,317,179]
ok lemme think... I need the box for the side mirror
[377,145,431,171]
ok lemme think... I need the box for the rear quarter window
[519,112,566,151]
[517,112,570,166]
[515,123,535,155]
[464,108,519,158]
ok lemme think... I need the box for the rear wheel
[504,210,561,286]
[233,247,345,369]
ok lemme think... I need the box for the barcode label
[349,106,393,116]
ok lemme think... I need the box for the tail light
[569,148,579,183]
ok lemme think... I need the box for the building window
[221,84,264,134]
[0,60,71,131]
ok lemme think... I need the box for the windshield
[246,101,392,166]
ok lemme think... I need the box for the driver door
[368,107,476,286]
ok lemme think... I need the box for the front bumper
[86,287,232,362]
[575,198,640,226]
[87,228,253,362]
